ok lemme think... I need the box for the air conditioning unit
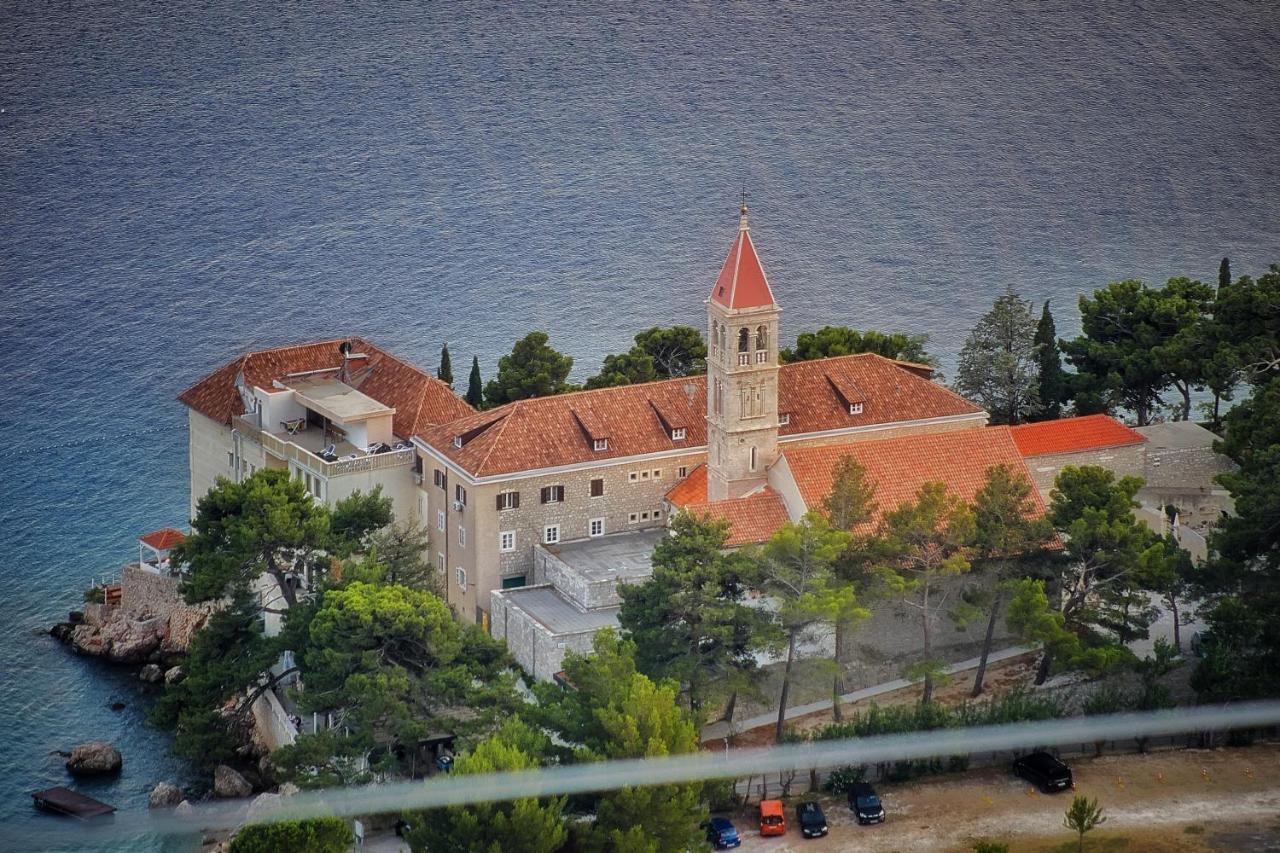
[452,500,465,512]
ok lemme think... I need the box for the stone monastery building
[179,206,1177,679]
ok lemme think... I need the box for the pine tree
[465,356,483,408]
[437,343,454,387]
[1033,302,1066,421]
[956,288,1043,425]
[1218,257,1231,292]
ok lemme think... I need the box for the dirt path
[721,742,1280,851]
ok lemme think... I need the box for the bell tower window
[738,328,749,352]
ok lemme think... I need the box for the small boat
[32,786,116,819]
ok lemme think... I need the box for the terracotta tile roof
[665,464,708,507]
[179,338,473,438]
[139,528,186,550]
[710,227,776,309]
[781,427,1047,530]
[682,488,792,547]
[420,354,983,478]
[1009,415,1145,457]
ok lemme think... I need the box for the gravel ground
[715,742,1280,851]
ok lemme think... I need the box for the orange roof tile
[709,228,776,310]
[1009,415,1145,457]
[139,528,186,550]
[682,488,792,547]
[666,464,708,507]
[179,338,474,439]
[419,354,983,478]
[781,427,1047,530]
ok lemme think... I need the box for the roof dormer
[572,408,610,452]
[826,373,867,416]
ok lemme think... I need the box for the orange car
[759,799,787,836]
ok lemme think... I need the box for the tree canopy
[438,343,453,388]
[618,513,769,719]
[779,327,935,366]
[584,326,707,389]
[484,331,575,406]
[955,288,1042,425]
[465,356,484,408]
[1033,301,1066,421]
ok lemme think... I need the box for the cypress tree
[437,343,454,387]
[1218,257,1231,293]
[1034,301,1066,421]
[465,356,484,408]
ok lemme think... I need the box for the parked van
[759,799,786,836]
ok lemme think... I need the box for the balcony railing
[233,416,414,477]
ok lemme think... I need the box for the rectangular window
[496,491,520,511]
[671,428,686,440]
[640,470,650,481]
[499,531,516,552]
[628,471,639,483]
[227,451,235,469]
[543,525,560,545]
[593,438,609,451]
[454,484,467,505]
[590,478,605,497]
[628,512,639,524]
[458,525,466,548]
[540,485,565,504]
[677,465,688,479]
[501,575,527,590]
[779,413,791,425]
[437,509,446,532]
[750,446,757,471]
[453,436,463,448]
[640,511,650,521]
[433,469,444,488]
[589,518,604,537]
[456,566,466,588]
[849,403,864,415]
[652,469,662,480]
[438,552,445,571]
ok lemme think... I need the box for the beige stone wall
[323,464,419,526]
[187,410,235,519]
[120,562,185,617]
[1022,443,1147,500]
[418,449,707,623]
[776,413,987,453]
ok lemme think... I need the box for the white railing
[234,416,414,477]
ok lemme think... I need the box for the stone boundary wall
[120,562,186,617]
[491,586,598,681]
[252,684,298,752]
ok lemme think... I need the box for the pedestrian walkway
[700,645,1036,742]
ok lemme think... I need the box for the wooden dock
[32,786,116,819]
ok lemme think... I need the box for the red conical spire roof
[709,204,777,310]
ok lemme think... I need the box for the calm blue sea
[1,1,1277,848]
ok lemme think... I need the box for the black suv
[1013,751,1073,792]
[796,800,828,838]
[849,782,885,824]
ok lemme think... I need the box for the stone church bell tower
[705,203,781,502]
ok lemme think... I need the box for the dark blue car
[703,816,741,849]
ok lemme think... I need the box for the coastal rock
[50,622,74,643]
[66,741,122,776]
[149,781,184,808]
[164,666,185,684]
[105,620,161,664]
[213,765,252,799]
[70,623,107,657]
[139,663,164,683]
[245,792,282,821]
[277,782,300,797]
[174,799,194,816]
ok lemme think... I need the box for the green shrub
[822,764,866,795]
[973,841,1010,853]
[83,586,105,604]
[227,817,352,853]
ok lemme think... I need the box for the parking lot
[710,742,1280,851]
